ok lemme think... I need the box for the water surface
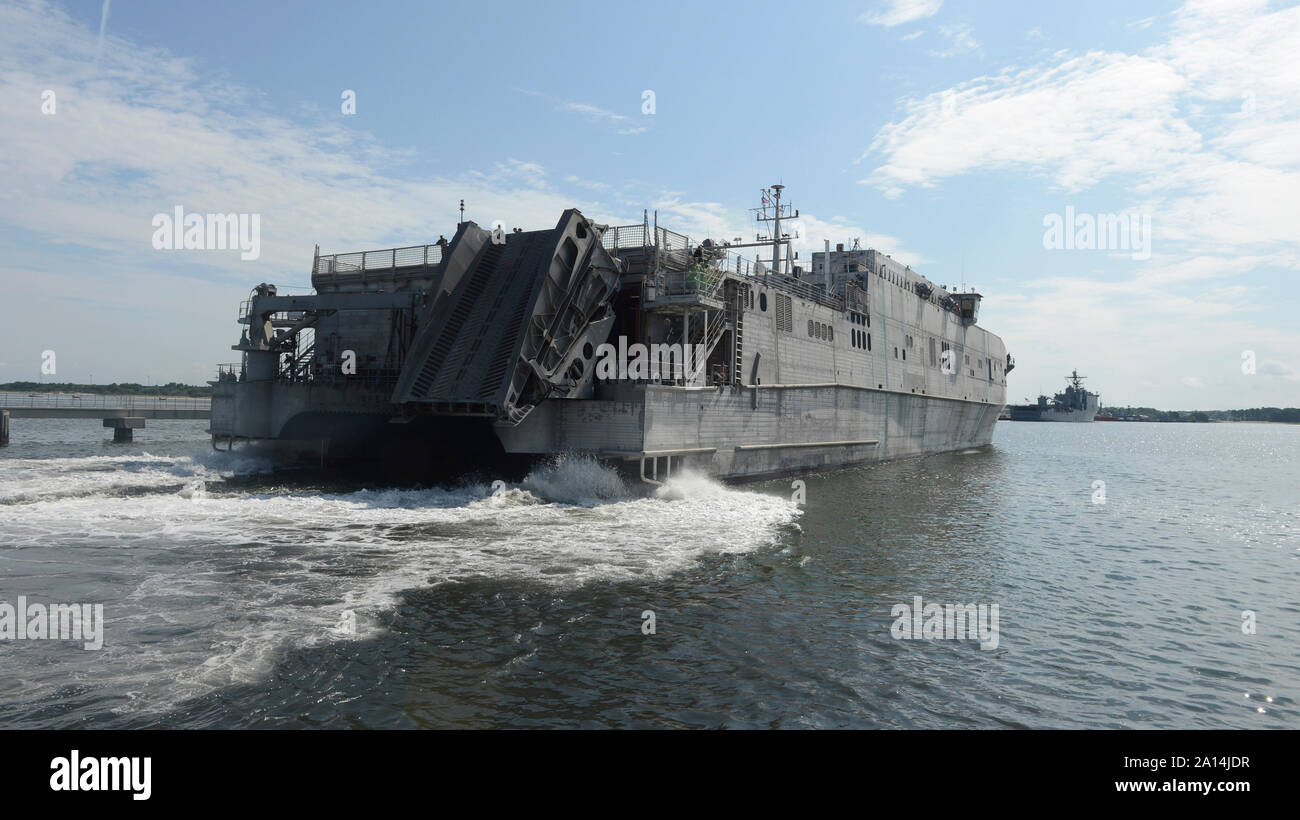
[0,417,1295,728]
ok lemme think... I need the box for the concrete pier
[0,394,208,443]
[103,416,145,442]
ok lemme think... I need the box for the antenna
[728,186,800,274]
[459,199,465,224]
[752,184,798,274]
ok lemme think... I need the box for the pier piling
[103,417,145,442]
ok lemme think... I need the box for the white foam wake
[0,449,801,718]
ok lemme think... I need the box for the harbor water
[0,418,1296,728]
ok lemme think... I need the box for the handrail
[314,243,445,276]
[726,268,842,310]
[604,220,840,310]
[601,224,651,252]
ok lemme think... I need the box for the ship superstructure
[210,187,1011,481]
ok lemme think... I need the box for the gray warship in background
[209,186,1011,482]
[1008,371,1100,422]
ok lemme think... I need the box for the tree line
[1103,406,1300,424]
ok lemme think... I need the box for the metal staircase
[657,307,728,383]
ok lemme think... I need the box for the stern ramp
[391,209,621,424]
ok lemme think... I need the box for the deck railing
[314,243,445,276]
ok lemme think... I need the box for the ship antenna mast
[753,184,798,275]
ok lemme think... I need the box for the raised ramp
[391,210,621,423]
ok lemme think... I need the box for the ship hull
[496,384,1001,482]
[213,383,1001,483]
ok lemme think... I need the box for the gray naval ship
[210,186,1012,482]
[1008,371,1100,422]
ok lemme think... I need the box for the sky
[1,0,1297,409]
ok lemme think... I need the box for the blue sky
[1,0,1298,408]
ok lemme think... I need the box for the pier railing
[0,392,211,412]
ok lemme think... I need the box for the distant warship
[1008,371,1099,422]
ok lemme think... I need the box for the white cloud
[928,23,979,57]
[859,1,1300,266]
[95,0,110,57]
[859,0,943,28]
[984,248,1300,407]
[861,52,1196,193]
[1181,376,1205,388]
[518,90,645,134]
[783,213,931,269]
[900,30,925,41]
[1258,359,1300,381]
[557,101,629,124]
